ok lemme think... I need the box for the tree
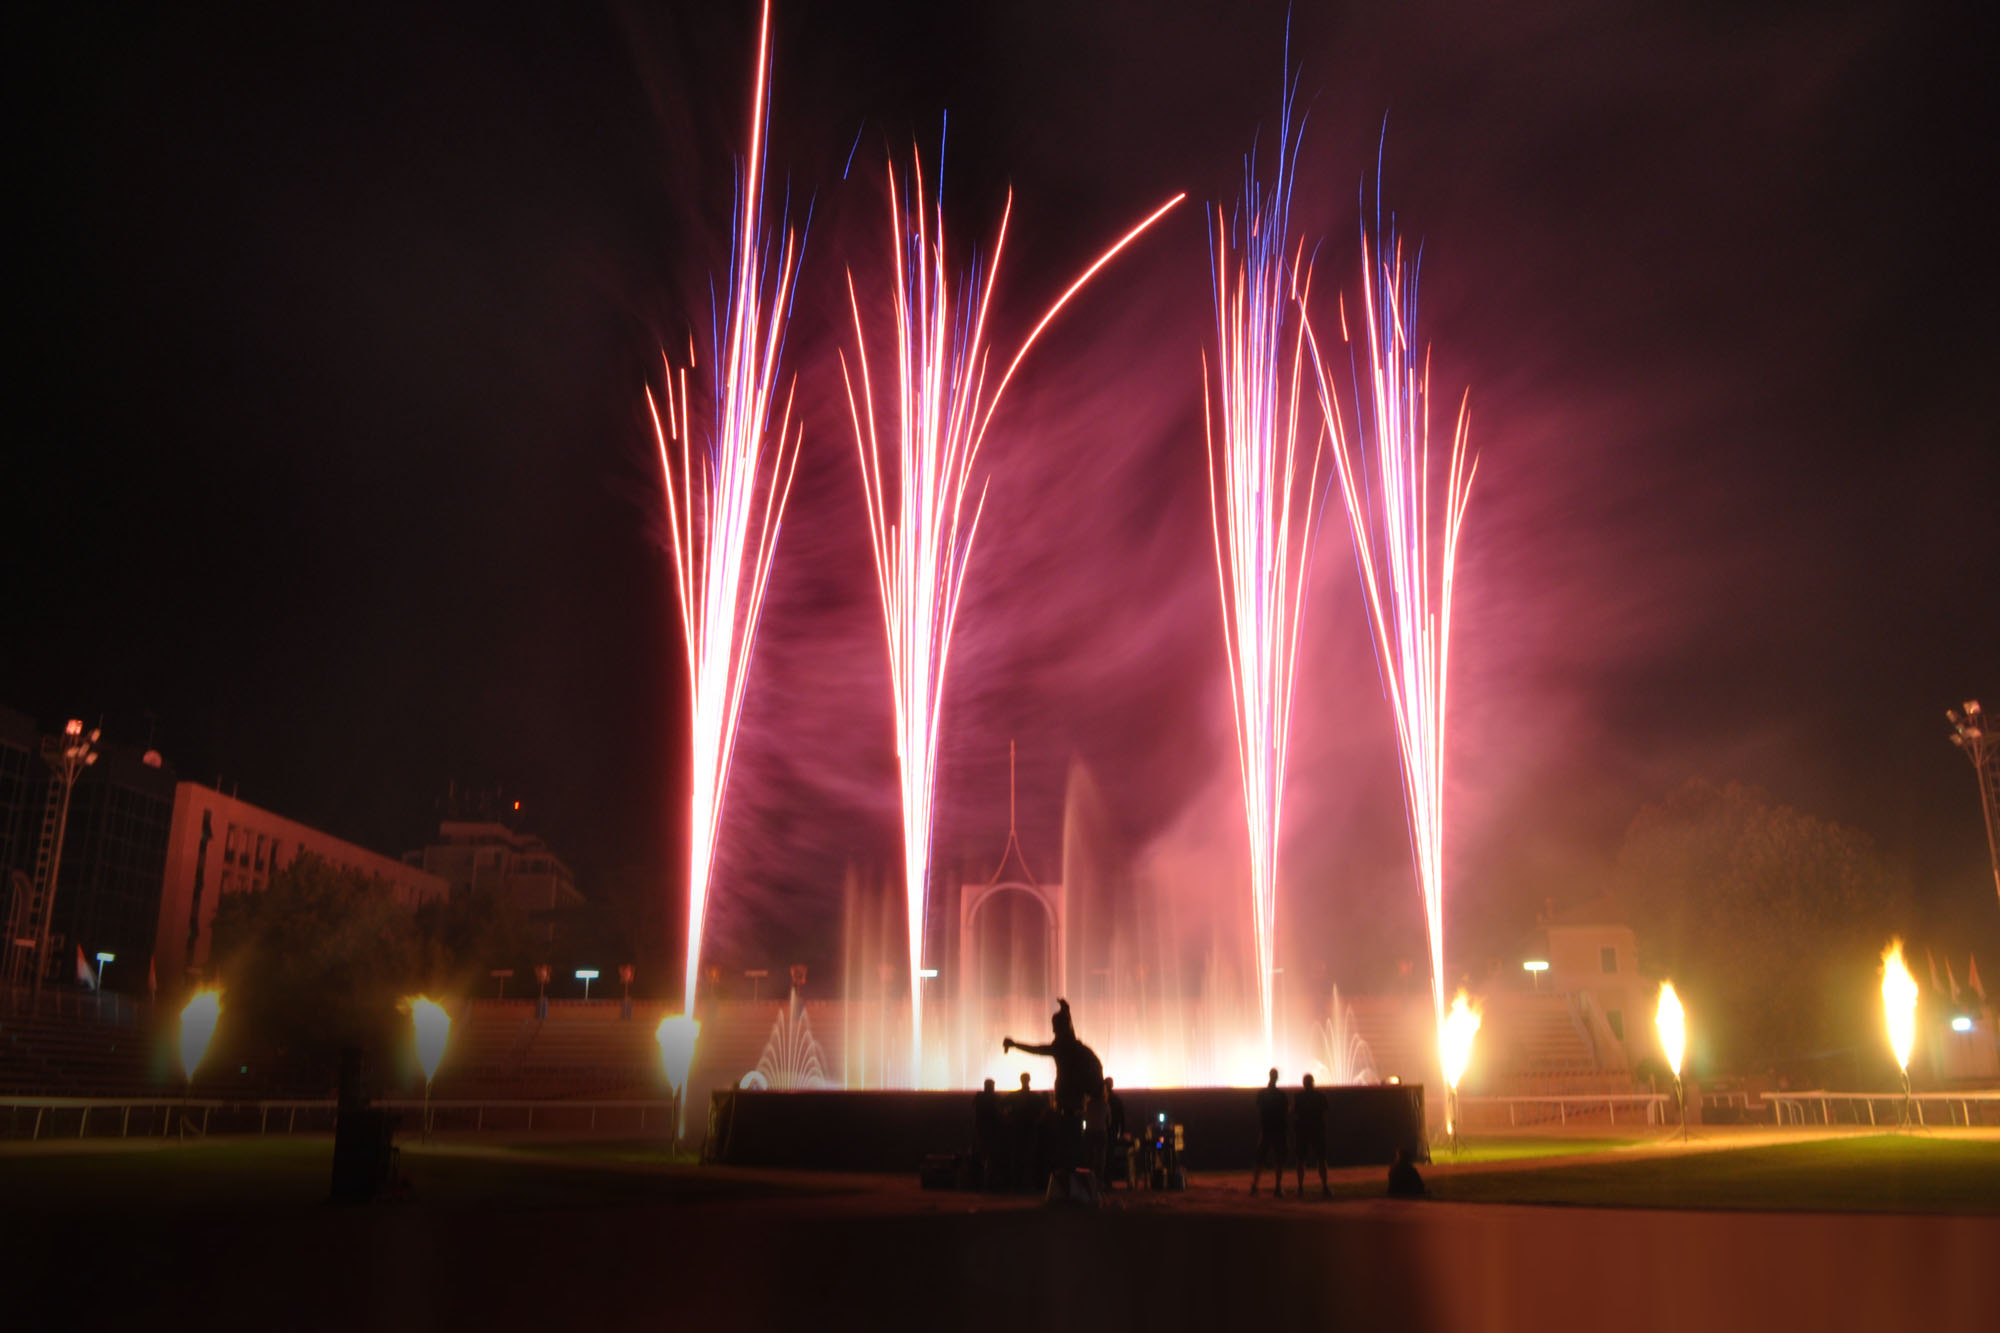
[1615,779,1910,1075]
[209,853,430,1064]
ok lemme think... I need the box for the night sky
[11,2,1996,987]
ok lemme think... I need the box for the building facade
[155,783,448,988]
[403,820,583,915]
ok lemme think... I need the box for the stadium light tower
[1946,701,1999,911]
[22,720,99,1009]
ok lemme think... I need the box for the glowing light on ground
[178,988,222,1081]
[407,995,451,1083]
[1881,938,1917,1074]
[841,140,1181,1084]
[1303,210,1477,1096]
[647,0,805,1015]
[1204,70,1323,1059]
[1655,980,1686,1078]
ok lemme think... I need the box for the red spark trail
[647,0,805,1016]
[841,143,1181,1084]
[1303,223,1478,1107]
[1205,80,1325,1060]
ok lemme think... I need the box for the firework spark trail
[1204,72,1326,1059]
[1302,215,1477,1095]
[646,0,805,1015]
[841,142,1182,1084]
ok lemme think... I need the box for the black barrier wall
[706,1085,1428,1171]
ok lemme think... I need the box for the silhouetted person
[1250,1068,1288,1196]
[1387,1147,1427,1197]
[1293,1072,1331,1197]
[1103,1077,1127,1140]
[1002,999,1104,1116]
[1099,1077,1130,1186]
[974,1077,1003,1187]
[1007,1072,1046,1190]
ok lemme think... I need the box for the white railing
[0,1095,680,1141]
[1761,1089,2000,1127]
[1458,1093,1671,1128]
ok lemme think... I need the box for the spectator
[1293,1072,1331,1197]
[1250,1068,1288,1196]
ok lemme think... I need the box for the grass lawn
[1426,1135,1639,1164]
[1424,1134,2000,1214]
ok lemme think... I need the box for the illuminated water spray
[841,137,1181,1083]
[647,0,805,1014]
[1204,70,1323,1058]
[1304,205,1478,1103]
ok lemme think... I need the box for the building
[403,820,584,916]
[1525,893,1654,1064]
[154,783,448,988]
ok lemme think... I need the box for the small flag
[75,945,97,990]
[1971,954,1987,1002]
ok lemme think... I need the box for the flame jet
[1203,71,1324,1058]
[841,140,1182,1084]
[646,0,805,1015]
[1302,209,1478,1104]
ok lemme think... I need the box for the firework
[647,0,805,1015]
[1204,71,1323,1058]
[1302,209,1477,1098]
[841,138,1181,1084]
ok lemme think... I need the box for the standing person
[973,1077,1003,1189]
[1003,998,1106,1178]
[1101,1077,1130,1187]
[1293,1072,1331,1198]
[1007,1072,1046,1190]
[1002,999,1104,1116]
[1250,1068,1289,1196]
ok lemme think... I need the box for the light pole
[576,968,598,1001]
[25,720,98,1011]
[1947,701,1999,911]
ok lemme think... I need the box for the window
[1606,1010,1625,1041]
[1600,946,1618,974]
[255,834,267,870]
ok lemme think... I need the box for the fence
[0,1095,682,1142]
[1761,1089,2000,1128]
[1457,1093,1671,1128]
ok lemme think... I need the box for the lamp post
[576,968,599,1001]
[95,951,115,988]
[1946,701,1999,912]
[1521,960,1548,991]
[24,720,98,1010]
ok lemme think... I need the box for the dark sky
[11,1,1996,986]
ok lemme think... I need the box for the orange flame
[1655,981,1686,1079]
[1881,939,1917,1073]
[1440,989,1481,1092]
